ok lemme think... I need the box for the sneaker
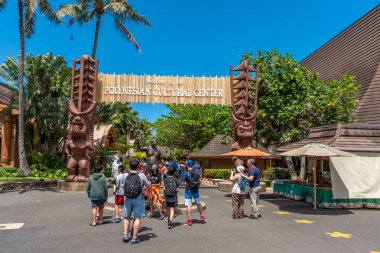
[130,238,141,244]
[168,221,173,229]
[114,218,120,223]
[200,215,207,223]
[184,220,192,226]
[158,215,165,220]
[122,234,130,242]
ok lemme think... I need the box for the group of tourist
[86,158,206,244]
[230,158,261,219]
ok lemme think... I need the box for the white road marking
[0,223,25,230]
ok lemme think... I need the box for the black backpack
[124,173,142,198]
[164,177,177,197]
[188,170,200,188]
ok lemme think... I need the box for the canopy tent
[280,143,355,210]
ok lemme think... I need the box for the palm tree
[57,0,151,59]
[0,0,59,176]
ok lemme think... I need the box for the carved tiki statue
[230,60,259,151]
[65,55,98,182]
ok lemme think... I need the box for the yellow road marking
[225,200,232,202]
[258,204,265,208]
[273,211,290,215]
[294,220,315,224]
[325,232,352,239]
[200,196,209,199]
[370,251,380,253]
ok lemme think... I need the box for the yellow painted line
[370,251,380,253]
[273,211,290,215]
[258,204,265,208]
[294,220,315,224]
[200,196,209,199]
[225,200,232,202]
[325,232,352,239]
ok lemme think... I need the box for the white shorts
[185,192,200,207]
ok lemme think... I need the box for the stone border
[0,180,58,192]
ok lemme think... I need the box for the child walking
[87,164,108,226]
[114,164,125,223]
[164,166,180,229]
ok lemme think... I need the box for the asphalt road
[0,188,379,253]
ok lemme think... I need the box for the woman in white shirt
[230,165,247,219]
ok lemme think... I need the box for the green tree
[0,0,59,176]
[154,104,231,152]
[242,49,359,147]
[57,0,151,58]
[0,53,71,157]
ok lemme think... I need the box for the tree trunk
[91,14,102,59]
[299,156,306,180]
[17,0,32,176]
[285,156,297,180]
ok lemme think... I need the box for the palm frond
[37,0,61,25]
[113,4,151,28]
[105,1,126,14]
[114,18,141,53]
[57,3,88,26]
[24,0,38,38]
[0,0,7,11]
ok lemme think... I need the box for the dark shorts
[166,201,178,208]
[115,195,124,205]
[91,199,106,207]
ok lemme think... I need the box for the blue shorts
[185,192,200,207]
[124,194,145,218]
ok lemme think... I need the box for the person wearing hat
[181,160,206,226]
[230,165,247,219]
[148,164,165,220]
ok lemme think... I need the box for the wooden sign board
[97,73,231,105]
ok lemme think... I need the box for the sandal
[98,220,104,225]
[90,222,97,226]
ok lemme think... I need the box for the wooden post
[313,157,317,211]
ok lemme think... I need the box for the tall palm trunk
[17,0,31,176]
[91,14,102,59]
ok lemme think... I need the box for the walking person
[87,164,108,226]
[181,160,206,226]
[240,158,261,219]
[122,158,150,244]
[230,165,247,219]
[114,165,125,223]
[149,164,165,220]
[164,166,180,229]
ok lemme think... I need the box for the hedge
[203,169,230,180]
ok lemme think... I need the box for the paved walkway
[0,188,379,253]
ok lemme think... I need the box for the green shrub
[0,167,20,178]
[203,169,230,180]
[263,167,290,180]
[29,151,68,179]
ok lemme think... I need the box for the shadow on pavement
[17,188,63,194]
[262,193,354,216]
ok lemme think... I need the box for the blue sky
[0,0,379,121]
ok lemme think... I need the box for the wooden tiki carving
[230,60,259,151]
[65,55,98,182]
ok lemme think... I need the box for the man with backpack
[181,160,206,226]
[122,158,150,244]
[164,166,180,229]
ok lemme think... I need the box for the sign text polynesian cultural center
[97,73,231,105]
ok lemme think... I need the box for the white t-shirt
[231,174,246,195]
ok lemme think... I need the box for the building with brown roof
[280,4,380,156]
[0,82,19,166]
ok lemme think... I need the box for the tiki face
[235,121,253,140]
[71,116,87,138]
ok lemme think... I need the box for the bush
[263,167,290,180]
[0,167,20,178]
[203,169,230,180]
[29,151,67,179]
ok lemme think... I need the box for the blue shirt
[181,169,200,194]
[248,166,260,188]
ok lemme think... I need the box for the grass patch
[0,177,55,184]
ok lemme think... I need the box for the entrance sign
[97,74,231,105]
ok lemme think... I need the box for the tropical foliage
[0,53,71,156]
[203,169,230,180]
[154,104,231,152]
[57,0,151,58]
[242,49,359,147]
